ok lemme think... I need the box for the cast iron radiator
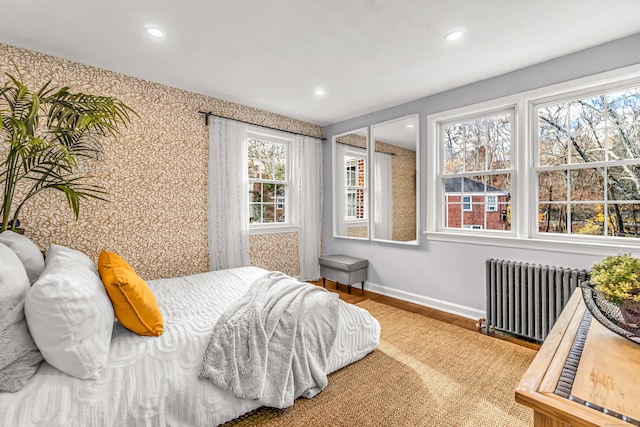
[485,259,589,342]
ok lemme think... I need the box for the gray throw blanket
[199,271,340,409]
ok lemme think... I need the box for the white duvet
[0,267,380,427]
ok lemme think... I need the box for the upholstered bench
[319,254,368,294]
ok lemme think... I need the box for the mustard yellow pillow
[98,251,164,337]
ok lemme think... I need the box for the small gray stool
[319,254,368,294]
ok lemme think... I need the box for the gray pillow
[0,242,43,392]
[0,230,45,285]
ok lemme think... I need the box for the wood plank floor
[310,278,540,350]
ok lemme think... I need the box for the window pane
[538,203,567,234]
[250,204,262,223]
[570,96,605,132]
[606,89,640,126]
[487,173,510,195]
[276,204,285,222]
[571,204,604,236]
[248,139,286,181]
[538,104,569,166]
[345,156,366,188]
[250,182,263,202]
[486,115,511,170]
[570,169,604,201]
[608,125,640,161]
[444,113,510,173]
[607,165,640,201]
[264,183,275,203]
[569,130,605,163]
[539,104,569,135]
[464,141,486,173]
[248,159,263,179]
[444,124,465,173]
[608,203,640,238]
[539,137,568,166]
[443,190,463,228]
[538,171,567,202]
[496,203,511,231]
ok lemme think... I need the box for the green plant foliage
[591,254,640,305]
[0,68,136,231]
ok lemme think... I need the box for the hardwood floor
[311,278,540,350]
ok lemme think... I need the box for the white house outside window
[247,136,289,226]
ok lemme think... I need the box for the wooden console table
[516,289,640,426]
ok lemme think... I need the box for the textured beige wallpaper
[0,43,320,279]
[375,141,417,241]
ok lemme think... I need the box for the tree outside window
[441,111,513,231]
[248,137,288,224]
[536,86,640,238]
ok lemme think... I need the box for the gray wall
[321,32,640,316]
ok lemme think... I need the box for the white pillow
[25,244,115,379]
[0,230,45,285]
[0,243,43,391]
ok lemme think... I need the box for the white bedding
[0,267,380,426]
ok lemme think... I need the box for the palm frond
[0,69,134,231]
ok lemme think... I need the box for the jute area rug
[224,299,536,426]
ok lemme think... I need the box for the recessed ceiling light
[146,27,164,38]
[406,124,415,128]
[314,89,325,96]
[445,29,465,41]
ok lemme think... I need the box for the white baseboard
[363,281,485,320]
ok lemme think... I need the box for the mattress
[0,267,380,426]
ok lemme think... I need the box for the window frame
[342,146,368,224]
[426,63,640,257]
[435,106,517,236]
[530,84,640,241]
[462,195,472,212]
[486,195,498,212]
[247,131,296,234]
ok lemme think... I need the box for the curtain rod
[198,111,326,140]
[336,141,397,156]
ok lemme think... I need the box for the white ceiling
[1,0,640,126]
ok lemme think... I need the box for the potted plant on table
[590,254,640,327]
[0,68,135,233]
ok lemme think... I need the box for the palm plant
[0,69,135,232]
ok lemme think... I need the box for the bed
[0,264,380,426]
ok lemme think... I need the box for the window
[248,136,289,225]
[535,85,640,239]
[462,196,472,211]
[428,66,640,253]
[486,195,498,212]
[344,152,367,220]
[439,109,513,232]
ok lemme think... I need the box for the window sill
[249,225,298,236]
[422,230,640,257]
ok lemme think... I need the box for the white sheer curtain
[291,135,323,281]
[208,117,249,270]
[373,152,393,240]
